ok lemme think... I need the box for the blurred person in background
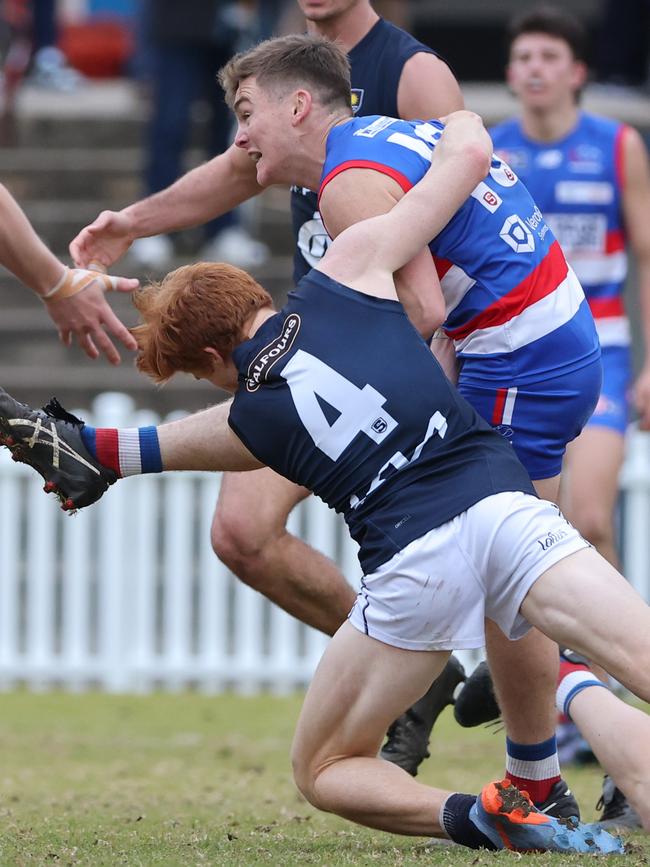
[130,0,271,270]
[27,0,84,90]
[459,4,650,829]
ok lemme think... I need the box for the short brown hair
[131,262,273,383]
[219,34,352,113]
[508,6,587,62]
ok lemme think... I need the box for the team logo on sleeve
[246,314,301,393]
[499,215,535,253]
[350,88,364,114]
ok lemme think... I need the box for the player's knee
[212,509,266,577]
[290,745,321,808]
[572,508,614,550]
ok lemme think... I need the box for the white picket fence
[1,392,650,694]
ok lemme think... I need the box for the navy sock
[441,793,498,850]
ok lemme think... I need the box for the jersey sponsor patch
[535,149,563,170]
[545,213,607,253]
[555,180,614,205]
[351,88,365,114]
[500,215,535,253]
[471,181,503,213]
[354,116,399,138]
[246,314,301,392]
[489,159,518,187]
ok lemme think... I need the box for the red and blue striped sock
[505,735,561,807]
[80,425,162,477]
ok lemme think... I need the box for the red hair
[131,262,273,383]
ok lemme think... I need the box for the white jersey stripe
[595,316,631,347]
[440,264,476,316]
[570,251,627,286]
[453,268,585,356]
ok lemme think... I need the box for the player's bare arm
[320,112,492,295]
[319,168,445,335]
[621,127,650,429]
[70,144,262,270]
[158,400,263,473]
[397,52,464,119]
[0,183,138,363]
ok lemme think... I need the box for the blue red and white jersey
[291,18,438,282]
[229,268,535,573]
[491,113,629,348]
[319,115,600,386]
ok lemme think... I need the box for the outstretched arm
[154,400,263,473]
[319,111,492,290]
[0,183,138,364]
[70,144,262,269]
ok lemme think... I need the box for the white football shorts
[348,491,589,651]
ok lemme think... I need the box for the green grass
[0,691,646,866]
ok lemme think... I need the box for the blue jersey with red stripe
[491,112,629,348]
[291,18,437,282]
[229,269,535,572]
[320,115,600,386]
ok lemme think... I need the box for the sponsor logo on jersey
[489,159,518,187]
[537,528,568,551]
[555,180,614,205]
[568,144,604,174]
[471,181,503,213]
[354,116,398,138]
[499,214,535,253]
[545,212,607,253]
[350,88,364,114]
[246,313,301,392]
[535,148,563,170]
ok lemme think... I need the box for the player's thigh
[519,545,650,676]
[562,425,625,524]
[213,466,310,546]
[292,621,449,788]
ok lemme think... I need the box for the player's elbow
[463,139,492,182]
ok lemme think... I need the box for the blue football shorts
[585,345,631,435]
[459,357,602,480]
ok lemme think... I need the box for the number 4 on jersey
[281,350,398,461]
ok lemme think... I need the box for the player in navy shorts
[2,110,647,850]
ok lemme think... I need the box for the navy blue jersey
[291,18,437,282]
[229,270,536,573]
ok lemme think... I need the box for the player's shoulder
[577,111,624,140]
[372,17,436,57]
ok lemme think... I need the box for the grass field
[0,691,646,866]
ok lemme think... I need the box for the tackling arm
[157,400,264,473]
[320,111,492,288]
[70,144,262,269]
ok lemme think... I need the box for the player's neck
[520,101,580,143]
[306,4,379,53]
[245,307,277,340]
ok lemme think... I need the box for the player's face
[507,33,586,111]
[233,77,296,186]
[297,0,363,22]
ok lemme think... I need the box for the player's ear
[292,89,312,124]
[203,346,225,367]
